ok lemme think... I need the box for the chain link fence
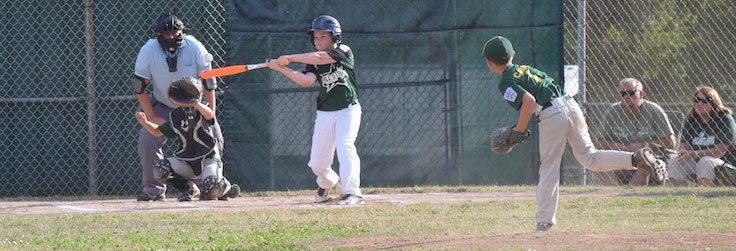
[0,1,226,196]
[4,0,730,197]
[221,0,562,191]
[563,0,736,186]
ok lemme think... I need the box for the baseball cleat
[200,193,216,201]
[314,187,330,203]
[217,184,241,201]
[177,182,201,202]
[336,194,364,206]
[632,146,667,183]
[226,184,241,198]
[137,192,165,202]
[536,222,553,232]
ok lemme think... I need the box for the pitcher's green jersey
[498,64,564,110]
[305,44,358,111]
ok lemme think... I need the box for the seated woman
[668,86,736,186]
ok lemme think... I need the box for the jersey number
[512,65,544,83]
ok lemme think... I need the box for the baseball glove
[490,125,531,154]
[167,78,202,104]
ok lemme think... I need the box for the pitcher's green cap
[483,36,513,63]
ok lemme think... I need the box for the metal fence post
[85,0,98,195]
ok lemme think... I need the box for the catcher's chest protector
[169,108,216,161]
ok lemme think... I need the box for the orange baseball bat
[200,58,289,79]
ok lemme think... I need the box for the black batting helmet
[167,78,202,104]
[153,13,185,33]
[307,15,342,44]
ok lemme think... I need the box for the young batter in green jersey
[266,15,363,206]
[483,36,665,231]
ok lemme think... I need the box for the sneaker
[336,194,364,206]
[217,184,241,201]
[632,146,667,183]
[200,193,216,201]
[136,192,165,202]
[536,222,553,232]
[177,182,201,202]
[314,187,330,203]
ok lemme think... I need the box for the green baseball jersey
[498,64,564,110]
[305,44,358,111]
[682,112,736,151]
[598,99,674,144]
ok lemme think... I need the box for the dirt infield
[0,191,610,216]
[2,191,735,249]
[318,230,736,250]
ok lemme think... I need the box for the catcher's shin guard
[201,175,231,199]
[152,159,174,184]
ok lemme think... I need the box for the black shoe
[227,184,241,198]
[177,182,200,202]
[336,194,364,205]
[314,188,330,203]
[216,184,241,201]
[536,222,553,232]
[137,192,165,201]
[200,193,216,201]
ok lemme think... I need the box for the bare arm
[203,89,216,115]
[278,51,337,66]
[652,134,676,149]
[193,102,214,120]
[514,92,536,132]
[135,112,163,137]
[265,58,317,87]
[135,79,166,125]
[169,99,214,121]
[679,144,729,161]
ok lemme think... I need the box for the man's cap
[483,36,514,63]
[167,78,201,104]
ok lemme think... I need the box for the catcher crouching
[135,78,240,202]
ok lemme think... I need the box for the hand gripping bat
[200,58,290,79]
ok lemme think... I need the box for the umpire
[131,13,223,201]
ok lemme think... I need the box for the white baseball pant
[537,96,636,225]
[308,102,362,197]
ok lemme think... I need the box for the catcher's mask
[168,78,202,105]
[307,15,342,45]
[153,13,185,55]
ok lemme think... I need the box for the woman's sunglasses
[694,96,713,104]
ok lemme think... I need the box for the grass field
[1,186,735,250]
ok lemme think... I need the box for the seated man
[135,78,240,201]
[596,78,676,186]
[668,86,736,186]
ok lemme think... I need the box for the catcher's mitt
[490,125,531,154]
[168,78,202,104]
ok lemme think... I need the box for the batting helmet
[308,15,342,45]
[167,78,202,104]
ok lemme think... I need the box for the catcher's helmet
[153,13,185,33]
[308,15,341,44]
[167,78,202,104]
